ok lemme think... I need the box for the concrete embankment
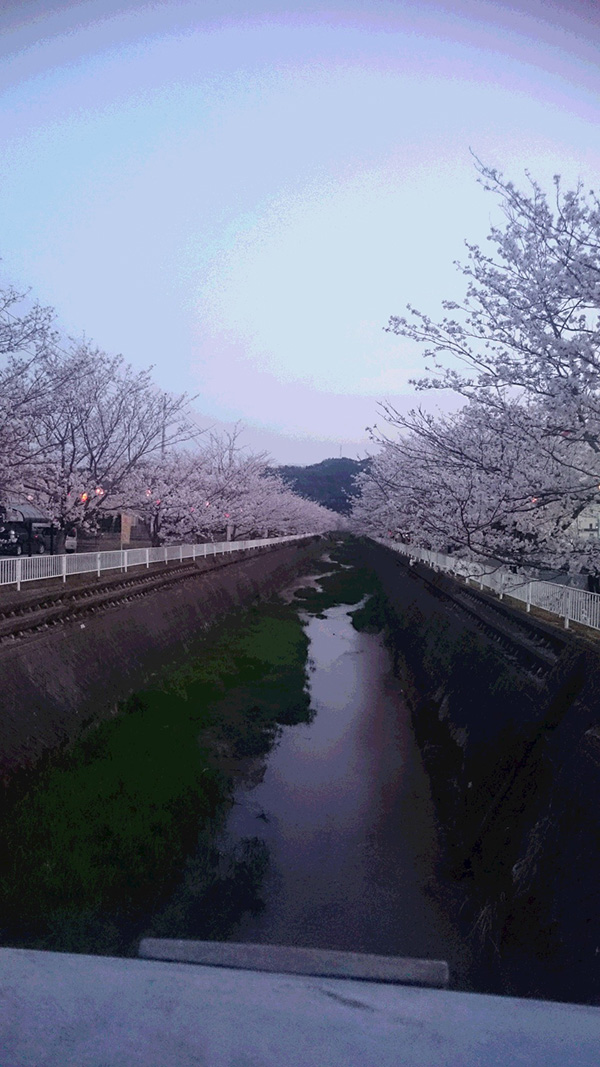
[361,538,600,1006]
[0,538,324,782]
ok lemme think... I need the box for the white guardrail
[0,535,318,592]
[375,538,600,633]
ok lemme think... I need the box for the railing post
[146,548,150,569]
[97,552,101,578]
[164,546,168,565]
[499,572,504,600]
[62,554,67,584]
[564,587,571,629]
[180,544,183,562]
[123,550,128,574]
[526,582,531,612]
[16,557,21,592]
[192,544,196,562]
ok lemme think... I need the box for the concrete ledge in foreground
[139,937,450,987]
[2,946,600,1066]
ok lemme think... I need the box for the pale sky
[0,0,598,463]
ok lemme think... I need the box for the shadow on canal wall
[361,538,600,1007]
[0,539,324,783]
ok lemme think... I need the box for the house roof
[1,497,52,522]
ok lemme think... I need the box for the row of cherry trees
[121,431,339,544]
[0,286,337,543]
[353,160,600,573]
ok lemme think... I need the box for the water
[0,544,469,981]
[222,600,468,974]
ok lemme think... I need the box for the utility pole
[161,395,167,458]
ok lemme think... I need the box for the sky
[0,0,598,464]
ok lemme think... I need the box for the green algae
[0,536,383,957]
[0,601,311,956]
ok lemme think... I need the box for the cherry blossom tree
[17,341,200,532]
[0,285,59,497]
[359,161,600,571]
[0,277,336,547]
[126,431,338,545]
[355,402,591,571]
[389,160,600,424]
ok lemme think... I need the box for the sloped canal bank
[0,540,468,984]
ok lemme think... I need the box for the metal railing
[374,537,600,632]
[0,535,317,592]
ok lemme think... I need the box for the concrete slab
[1,947,600,1066]
[139,937,450,987]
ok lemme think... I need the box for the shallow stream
[0,541,469,984]
[217,598,467,971]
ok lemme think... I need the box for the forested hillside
[276,457,370,515]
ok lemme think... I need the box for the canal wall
[0,538,324,783]
[362,538,600,1005]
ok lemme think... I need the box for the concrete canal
[219,601,466,972]
[0,540,469,985]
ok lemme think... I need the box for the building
[575,502,600,540]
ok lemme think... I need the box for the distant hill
[276,457,370,515]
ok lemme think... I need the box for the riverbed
[0,542,470,984]
[219,596,469,979]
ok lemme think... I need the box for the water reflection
[223,601,469,977]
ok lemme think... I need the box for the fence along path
[375,538,600,633]
[0,535,316,592]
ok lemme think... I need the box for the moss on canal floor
[0,537,383,957]
[0,600,312,956]
[292,538,382,617]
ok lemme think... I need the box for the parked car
[64,528,78,553]
[30,522,54,554]
[0,525,26,556]
[0,521,54,556]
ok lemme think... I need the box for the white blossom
[356,161,600,573]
